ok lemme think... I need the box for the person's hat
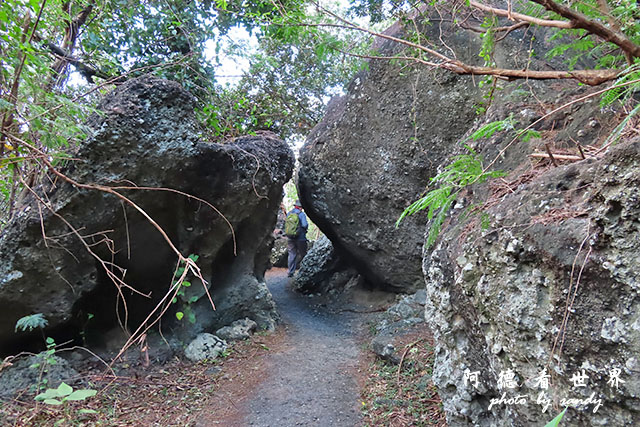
[294,199,301,206]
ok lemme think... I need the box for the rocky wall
[0,76,295,354]
[425,139,640,425]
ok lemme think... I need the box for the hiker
[284,200,308,277]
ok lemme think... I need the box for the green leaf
[15,313,48,332]
[187,310,196,324]
[480,212,491,231]
[176,312,184,321]
[600,65,640,107]
[521,129,541,142]
[0,98,14,110]
[78,409,98,414]
[466,116,515,142]
[65,389,97,401]
[545,408,568,427]
[602,102,640,147]
[35,389,61,401]
[56,382,73,397]
[182,281,191,287]
[43,398,63,405]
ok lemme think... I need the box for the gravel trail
[241,269,364,426]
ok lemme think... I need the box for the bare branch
[595,0,632,64]
[311,2,454,64]
[529,0,640,59]
[483,77,640,174]
[49,1,96,88]
[453,64,619,86]
[43,41,111,83]
[307,3,620,86]
[468,0,573,28]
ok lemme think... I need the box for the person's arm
[299,211,309,230]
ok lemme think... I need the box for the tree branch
[307,2,620,86]
[49,1,96,88]
[468,0,573,28]
[44,41,111,83]
[595,0,632,64]
[529,0,640,59]
[453,64,619,86]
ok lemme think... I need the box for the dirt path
[237,268,365,426]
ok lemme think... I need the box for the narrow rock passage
[241,268,363,426]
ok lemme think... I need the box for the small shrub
[35,382,97,405]
[15,313,48,332]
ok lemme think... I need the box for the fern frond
[398,144,505,247]
[466,115,515,142]
[601,64,640,107]
[602,102,640,147]
[15,313,48,332]
[425,196,455,248]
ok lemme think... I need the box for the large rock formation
[425,138,640,426]
[292,235,361,294]
[298,38,482,291]
[297,6,599,295]
[298,6,563,292]
[0,76,294,354]
[297,4,638,424]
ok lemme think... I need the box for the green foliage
[598,62,640,146]
[520,129,541,143]
[396,145,505,248]
[172,254,199,324]
[480,212,491,231]
[465,115,516,142]
[1,0,351,226]
[600,63,640,107]
[25,336,58,393]
[34,382,97,405]
[205,28,364,140]
[545,408,568,427]
[283,180,299,207]
[543,0,640,70]
[602,102,640,147]
[15,313,48,332]
[397,111,544,247]
[478,15,497,66]
[546,29,596,70]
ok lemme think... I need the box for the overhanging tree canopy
[3,0,640,223]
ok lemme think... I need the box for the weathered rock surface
[297,10,500,293]
[297,6,601,295]
[270,237,288,268]
[216,317,258,341]
[293,236,361,294]
[425,139,640,426]
[0,76,294,354]
[299,63,479,292]
[184,333,227,361]
[370,289,427,363]
[296,9,630,422]
[0,354,79,399]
